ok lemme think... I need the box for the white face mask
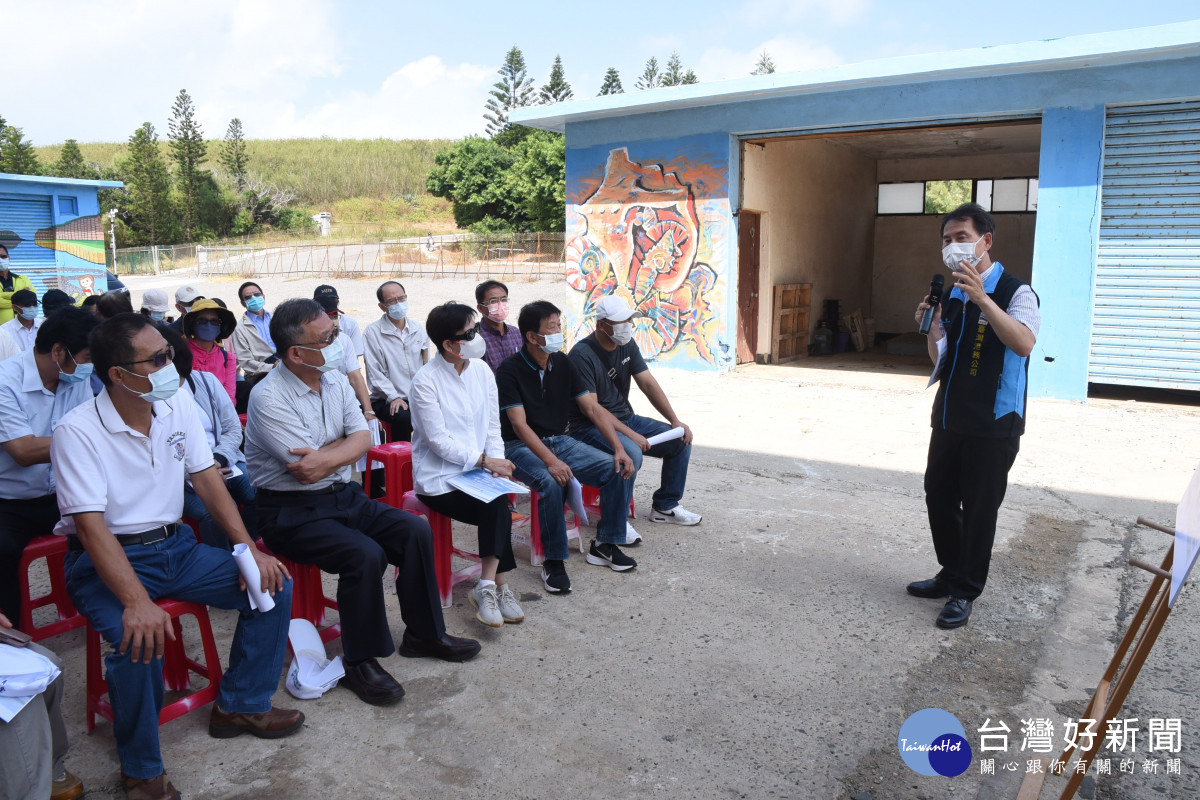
[0,257,10,270]
[608,321,634,346]
[942,236,984,272]
[538,332,564,354]
[456,335,487,360]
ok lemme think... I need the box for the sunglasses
[455,328,479,342]
[121,345,175,369]
[298,329,340,348]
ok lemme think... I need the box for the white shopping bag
[285,618,344,700]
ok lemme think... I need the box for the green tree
[752,50,777,75]
[635,57,660,90]
[539,55,574,104]
[507,131,566,231]
[924,180,973,214]
[681,69,699,85]
[661,51,698,86]
[598,67,624,96]
[426,136,518,228]
[484,46,535,138]
[122,123,175,246]
[221,118,249,191]
[167,89,208,241]
[53,139,98,179]
[0,118,42,176]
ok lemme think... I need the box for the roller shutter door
[0,195,59,300]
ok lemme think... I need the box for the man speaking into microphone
[908,203,1041,629]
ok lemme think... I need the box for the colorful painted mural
[564,136,731,370]
[0,196,108,303]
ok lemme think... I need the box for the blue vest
[931,263,1034,438]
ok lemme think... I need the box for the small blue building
[0,173,124,301]
[512,22,1200,401]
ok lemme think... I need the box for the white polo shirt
[51,388,215,536]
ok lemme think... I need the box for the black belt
[67,523,179,552]
[257,481,350,498]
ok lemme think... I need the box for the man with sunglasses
[50,313,302,800]
[246,299,480,708]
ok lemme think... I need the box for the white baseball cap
[141,288,169,313]
[594,294,635,322]
[175,285,203,304]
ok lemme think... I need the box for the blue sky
[4,0,1198,145]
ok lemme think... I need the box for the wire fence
[114,233,568,281]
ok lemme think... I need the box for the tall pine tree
[635,57,660,90]
[752,50,777,75]
[54,139,97,179]
[484,46,535,137]
[539,55,574,104]
[167,89,207,242]
[598,67,624,95]
[123,123,173,246]
[660,51,698,86]
[0,118,42,176]
[221,118,249,191]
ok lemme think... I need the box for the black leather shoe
[936,597,972,629]
[398,630,482,662]
[907,576,951,599]
[341,658,405,706]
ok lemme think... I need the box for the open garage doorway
[737,119,1041,366]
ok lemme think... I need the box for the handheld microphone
[918,274,945,335]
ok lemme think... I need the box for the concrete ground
[35,273,1200,799]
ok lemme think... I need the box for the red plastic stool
[402,490,479,608]
[512,490,584,566]
[18,535,84,641]
[256,540,340,645]
[366,441,413,508]
[86,598,223,732]
[580,485,636,523]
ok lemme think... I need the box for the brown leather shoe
[122,772,181,800]
[50,771,83,800]
[208,705,305,739]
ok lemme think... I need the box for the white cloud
[696,36,845,81]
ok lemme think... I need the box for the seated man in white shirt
[410,302,524,629]
[52,313,301,800]
[0,289,42,353]
[246,299,480,709]
[313,283,374,423]
[364,280,429,442]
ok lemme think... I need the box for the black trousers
[0,494,61,622]
[256,484,444,662]
[370,398,414,442]
[924,428,1021,601]
[417,490,516,574]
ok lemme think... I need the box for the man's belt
[67,523,179,552]
[257,481,350,498]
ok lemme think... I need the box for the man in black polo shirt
[497,301,638,591]
[568,294,701,529]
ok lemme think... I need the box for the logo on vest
[167,432,187,461]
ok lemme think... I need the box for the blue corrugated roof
[511,20,1200,133]
[0,173,123,189]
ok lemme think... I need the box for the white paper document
[645,427,686,448]
[0,645,61,722]
[447,468,530,503]
[927,336,948,389]
[355,419,384,474]
[285,619,344,700]
[231,543,275,613]
[566,477,588,526]
[1172,462,1200,606]
[224,463,242,480]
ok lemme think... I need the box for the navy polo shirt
[496,348,576,443]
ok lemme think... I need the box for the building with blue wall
[512,22,1200,401]
[0,173,124,303]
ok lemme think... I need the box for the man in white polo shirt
[0,288,42,353]
[363,280,429,442]
[51,313,302,800]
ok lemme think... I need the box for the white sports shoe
[648,504,702,526]
[625,522,643,546]
[469,582,502,627]
[496,584,525,623]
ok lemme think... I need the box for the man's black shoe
[397,630,482,662]
[906,576,951,599]
[936,597,972,629]
[342,658,405,706]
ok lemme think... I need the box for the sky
[3,0,1199,146]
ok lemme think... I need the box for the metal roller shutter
[1091,100,1200,389]
[0,195,59,300]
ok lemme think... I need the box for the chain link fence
[115,233,567,281]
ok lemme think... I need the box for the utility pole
[108,208,118,271]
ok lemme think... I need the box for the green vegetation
[925,180,973,214]
[598,68,624,96]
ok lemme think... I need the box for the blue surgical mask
[539,332,564,354]
[298,337,344,373]
[245,296,266,313]
[58,352,93,384]
[194,321,222,342]
[386,301,408,321]
[19,307,37,321]
[149,311,165,321]
[121,362,181,403]
[0,257,9,270]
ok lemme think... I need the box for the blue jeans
[505,435,634,557]
[572,415,691,512]
[64,531,292,779]
[182,464,257,550]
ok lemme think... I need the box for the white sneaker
[496,584,525,623]
[469,582,502,627]
[648,504,702,526]
[624,522,643,546]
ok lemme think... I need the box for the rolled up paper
[231,543,275,613]
[645,426,686,448]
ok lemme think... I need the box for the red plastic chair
[18,535,84,641]
[238,413,247,428]
[86,598,223,732]
[365,441,413,509]
[401,490,479,608]
[580,485,635,523]
[511,490,584,567]
[255,540,340,645]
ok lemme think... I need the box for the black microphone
[919,274,945,335]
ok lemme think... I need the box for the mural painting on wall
[565,142,730,368]
[0,213,107,299]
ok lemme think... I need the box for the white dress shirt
[363,315,429,403]
[410,354,504,496]
[0,330,18,363]
[0,317,41,353]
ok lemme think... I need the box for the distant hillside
[34,137,457,207]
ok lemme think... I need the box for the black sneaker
[541,559,572,593]
[585,539,637,572]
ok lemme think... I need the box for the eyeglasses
[483,298,508,308]
[298,329,340,348]
[120,345,175,369]
[242,291,263,299]
[455,328,479,342]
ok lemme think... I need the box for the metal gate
[0,195,59,299]
[1091,99,1200,389]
